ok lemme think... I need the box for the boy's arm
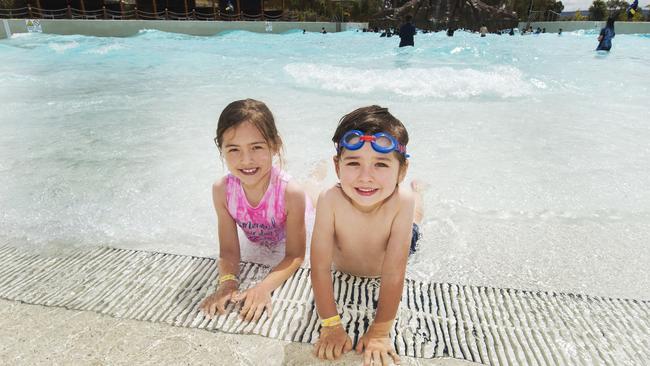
[371,191,415,335]
[310,190,339,319]
[258,181,307,292]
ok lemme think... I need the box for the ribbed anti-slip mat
[0,245,648,365]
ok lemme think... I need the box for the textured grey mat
[0,245,648,365]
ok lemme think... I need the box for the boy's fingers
[325,343,335,360]
[333,343,342,359]
[317,342,327,359]
[216,300,226,314]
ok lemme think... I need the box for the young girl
[200,99,310,322]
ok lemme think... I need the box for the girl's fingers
[372,351,381,366]
[389,350,401,365]
[380,351,389,366]
[344,337,353,352]
[252,304,265,322]
[231,290,244,302]
[355,338,364,353]
[363,349,372,366]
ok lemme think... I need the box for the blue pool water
[1,29,649,300]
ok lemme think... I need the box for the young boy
[310,106,422,366]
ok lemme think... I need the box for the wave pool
[1,29,649,301]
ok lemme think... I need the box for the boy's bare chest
[333,212,393,250]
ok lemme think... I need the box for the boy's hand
[355,325,400,366]
[231,284,273,322]
[313,324,353,360]
[199,280,239,318]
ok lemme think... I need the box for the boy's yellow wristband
[321,315,342,327]
[218,274,238,285]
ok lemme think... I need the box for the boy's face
[335,143,406,210]
[221,121,274,188]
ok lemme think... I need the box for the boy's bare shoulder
[396,183,416,209]
[396,183,415,203]
[316,185,345,208]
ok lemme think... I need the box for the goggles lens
[338,130,408,157]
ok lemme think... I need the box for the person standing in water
[597,17,615,51]
[398,15,416,47]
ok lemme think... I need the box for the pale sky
[562,0,648,11]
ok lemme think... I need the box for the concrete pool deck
[1,245,648,365]
[0,299,479,365]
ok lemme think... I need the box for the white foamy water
[0,29,649,300]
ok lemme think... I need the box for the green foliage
[572,9,588,20]
[0,0,14,9]
[589,0,607,20]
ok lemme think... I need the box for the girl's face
[335,143,406,211]
[221,121,275,189]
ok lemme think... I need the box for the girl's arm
[257,180,307,292]
[369,190,415,334]
[214,179,241,278]
[199,179,241,318]
[234,181,307,322]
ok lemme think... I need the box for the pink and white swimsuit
[225,166,311,247]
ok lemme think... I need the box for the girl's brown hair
[332,105,409,166]
[215,99,283,155]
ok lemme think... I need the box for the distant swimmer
[321,27,327,34]
[479,26,488,37]
[398,15,416,47]
[627,0,639,19]
[596,17,615,51]
[558,28,563,35]
[509,28,515,36]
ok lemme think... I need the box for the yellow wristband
[218,274,238,285]
[321,315,341,327]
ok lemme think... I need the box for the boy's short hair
[332,105,409,165]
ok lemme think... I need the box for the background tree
[589,0,607,19]
[513,0,565,20]
[606,0,629,18]
[572,9,589,19]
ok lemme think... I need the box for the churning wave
[284,63,537,98]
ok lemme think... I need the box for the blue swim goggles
[337,129,409,158]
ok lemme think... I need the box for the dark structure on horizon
[373,0,518,33]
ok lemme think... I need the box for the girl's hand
[355,326,400,366]
[231,284,273,322]
[313,324,353,360]
[199,280,239,318]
